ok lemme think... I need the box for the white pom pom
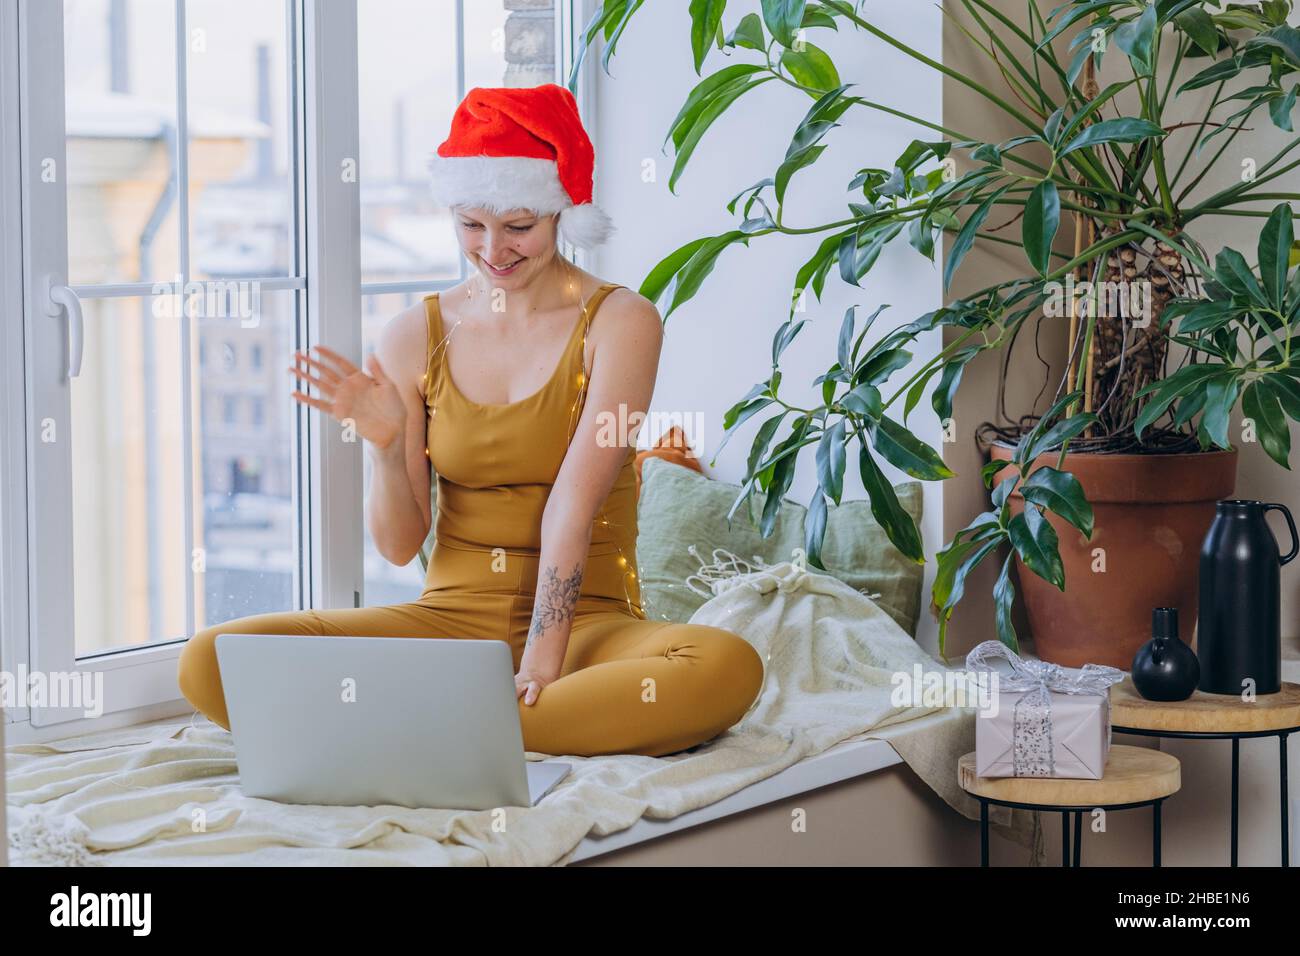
[558,202,616,250]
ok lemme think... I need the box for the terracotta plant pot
[988,444,1238,669]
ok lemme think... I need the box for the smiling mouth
[484,257,523,272]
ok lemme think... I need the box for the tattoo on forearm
[527,563,583,646]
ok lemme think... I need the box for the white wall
[591,2,946,653]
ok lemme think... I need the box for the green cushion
[635,456,924,636]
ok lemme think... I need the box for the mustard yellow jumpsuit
[177,282,764,757]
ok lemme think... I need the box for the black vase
[1132,608,1199,701]
[1197,499,1298,695]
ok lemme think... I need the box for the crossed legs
[176,597,763,758]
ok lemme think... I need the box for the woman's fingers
[287,358,333,399]
[290,390,332,414]
[365,353,389,383]
[311,344,359,379]
[292,349,342,387]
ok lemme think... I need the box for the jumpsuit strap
[421,293,444,406]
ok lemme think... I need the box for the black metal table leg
[980,799,989,867]
[1153,799,1162,867]
[1073,810,1082,867]
[1281,733,1290,868]
[1061,810,1070,867]
[1231,737,1240,867]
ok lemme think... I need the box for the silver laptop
[214,633,571,810]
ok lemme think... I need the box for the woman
[177,84,763,758]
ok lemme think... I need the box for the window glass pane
[362,292,428,606]
[196,288,298,627]
[185,0,295,279]
[70,288,299,656]
[71,294,190,655]
[357,0,459,285]
[63,0,180,286]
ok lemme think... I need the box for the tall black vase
[1196,499,1298,695]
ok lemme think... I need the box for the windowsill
[569,708,962,862]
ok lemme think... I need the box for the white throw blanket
[5,552,1038,866]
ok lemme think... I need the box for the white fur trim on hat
[427,154,571,216]
[428,153,614,249]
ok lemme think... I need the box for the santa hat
[427,83,615,250]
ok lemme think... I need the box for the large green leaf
[992,553,1019,652]
[1113,2,1157,74]
[669,75,775,192]
[663,64,765,154]
[1214,246,1269,307]
[1057,118,1166,158]
[639,236,713,304]
[858,443,925,562]
[688,0,728,74]
[944,184,1014,292]
[1134,363,1227,438]
[816,418,848,504]
[1248,24,1300,69]
[1175,7,1220,56]
[930,349,977,422]
[1199,375,1241,449]
[665,230,750,317]
[1259,202,1295,309]
[762,0,807,47]
[725,12,766,51]
[780,42,841,95]
[1020,410,1097,463]
[1008,502,1065,589]
[805,484,829,569]
[868,416,954,480]
[1019,465,1094,536]
[1244,379,1292,469]
[1023,180,1061,276]
[1178,54,1244,94]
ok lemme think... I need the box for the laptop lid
[214,634,563,810]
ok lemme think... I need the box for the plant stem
[822,0,1044,133]
[882,325,987,410]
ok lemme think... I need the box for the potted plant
[571,0,1300,666]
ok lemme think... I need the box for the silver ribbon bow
[965,640,1125,777]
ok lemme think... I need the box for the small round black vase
[1132,608,1200,702]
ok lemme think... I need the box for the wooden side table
[1110,678,1300,867]
[958,745,1181,866]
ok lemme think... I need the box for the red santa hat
[427,83,615,250]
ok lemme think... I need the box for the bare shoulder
[375,298,433,397]
[594,285,663,345]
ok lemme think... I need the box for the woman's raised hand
[288,345,407,450]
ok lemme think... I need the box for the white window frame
[2,0,591,743]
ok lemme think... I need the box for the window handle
[44,275,84,378]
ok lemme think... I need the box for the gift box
[965,640,1125,780]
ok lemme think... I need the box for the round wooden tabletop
[958,744,1181,807]
[1110,678,1300,734]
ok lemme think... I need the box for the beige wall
[941,1,1300,658]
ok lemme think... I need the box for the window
[5,0,586,730]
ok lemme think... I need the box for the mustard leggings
[176,543,765,758]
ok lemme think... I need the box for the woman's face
[454,206,560,289]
